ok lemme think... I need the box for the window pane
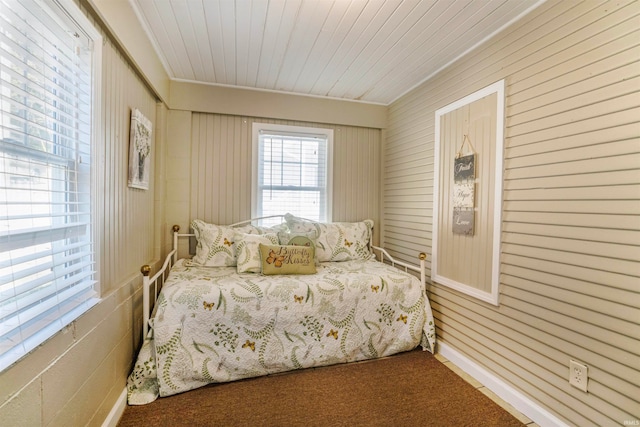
[281,162,300,186]
[301,142,319,163]
[261,190,321,222]
[261,162,281,186]
[282,139,300,162]
[301,164,318,187]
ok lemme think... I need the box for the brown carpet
[118,349,525,427]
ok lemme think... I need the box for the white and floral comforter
[127,258,436,404]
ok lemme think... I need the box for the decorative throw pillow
[259,244,317,275]
[190,219,261,267]
[235,233,279,273]
[277,230,319,264]
[284,213,374,262]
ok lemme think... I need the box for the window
[252,123,332,224]
[0,0,101,370]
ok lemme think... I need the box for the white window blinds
[0,0,99,371]
[255,126,332,223]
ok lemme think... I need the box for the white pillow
[235,233,279,273]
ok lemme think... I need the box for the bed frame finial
[172,224,180,232]
[418,253,427,289]
[141,265,151,276]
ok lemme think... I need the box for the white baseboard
[102,388,127,427]
[438,342,569,427]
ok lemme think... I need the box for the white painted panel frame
[432,80,505,305]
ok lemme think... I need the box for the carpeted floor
[118,349,525,427]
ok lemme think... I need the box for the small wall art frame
[128,108,152,190]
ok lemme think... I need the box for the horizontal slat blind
[0,0,97,371]
[257,130,329,222]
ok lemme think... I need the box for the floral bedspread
[127,259,436,404]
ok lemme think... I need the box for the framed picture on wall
[128,108,152,190]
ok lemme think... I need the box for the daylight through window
[0,0,100,371]
[253,124,332,224]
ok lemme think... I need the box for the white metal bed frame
[140,216,427,338]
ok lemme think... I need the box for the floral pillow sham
[284,213,374,262]
[190,219,281,267]
[235,233,279,273]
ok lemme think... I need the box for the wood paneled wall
[100,38,158,295]
[167,112,381,259]
[384,1,640,426]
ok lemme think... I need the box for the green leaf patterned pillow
[253,222,289,235]
[259,244,317,275]
[235,233,279,273]
[190,219,262,267]
[284,214,374,262]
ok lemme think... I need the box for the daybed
[127,214,436,404]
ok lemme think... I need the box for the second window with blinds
[252,123,333,225]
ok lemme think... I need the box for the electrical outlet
[569,360,588,392]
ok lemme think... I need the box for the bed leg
[172,225,180,264]
[141,265,151,338]
[419,253,427,290]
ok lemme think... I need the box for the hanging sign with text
[453,182,475,208]
[453,153,476,235]
[452,209,475,235]
[454,154,475,181]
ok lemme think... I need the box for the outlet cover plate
[569,360,588,392]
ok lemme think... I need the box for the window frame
[251,123,333,223]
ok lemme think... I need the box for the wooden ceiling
[131,0,542,105]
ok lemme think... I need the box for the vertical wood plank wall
[384,1,640,426]
[167,113,381,258]
[100,39,158,296]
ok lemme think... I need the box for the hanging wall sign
[452,209,475,235]
[453,182,475,208]
[454,153,476,181]
[453,136,476,235]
